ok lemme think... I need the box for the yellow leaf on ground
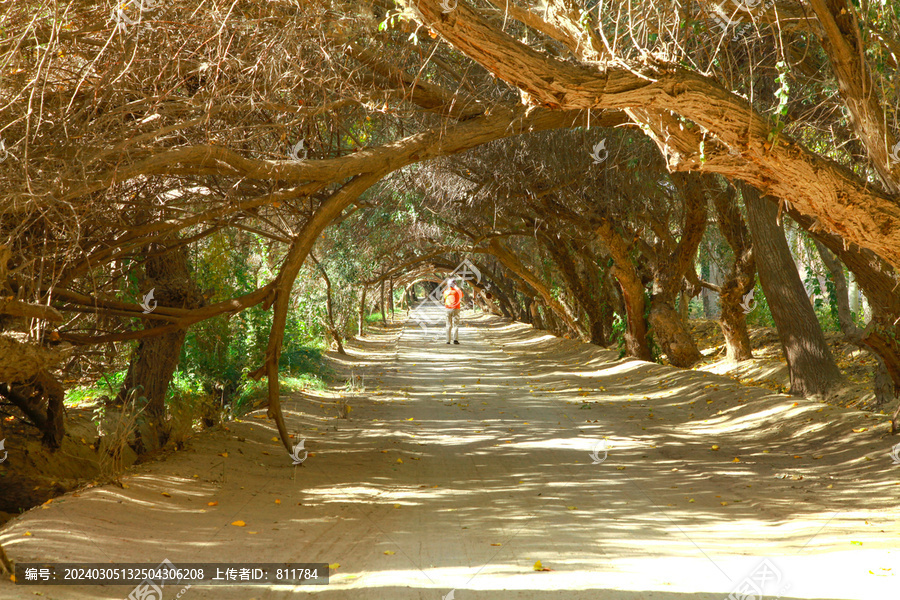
[396,458,403,463]
[231,520,246,527]
[566,506,577,510]
[406,417,414,421]
[491,543,501,546]
[329,563,340,570]
[852,427,867,433]
[271,437,280,442]
[207,501,218,506]
[384,550,395,555]
[218,452,228,458]
[711,445,720,451]
[732,458,741,463]
[275,499,281,504]
[161,492,171,497]
[394,504,401,509]
[24,532,32,536]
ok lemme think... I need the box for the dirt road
[1,313,898,599]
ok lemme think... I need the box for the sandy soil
[1,312,899,599]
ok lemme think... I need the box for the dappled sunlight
[3,315,897,600]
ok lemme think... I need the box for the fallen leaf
[329,563,340,571]
[711,445,720,451]
[852,427,867,433]
[207,501,218,506]
[161,492,171,497]
[566,506,577,510]
[231,520,246,527]
[533,560,552,572]
[396,458,403,464]
[218,452,228,458]
[275,499,281,504]
[732,458,741,463]
[490,543,501,546]
[384,550,395,555]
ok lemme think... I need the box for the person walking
[442,278,463,344]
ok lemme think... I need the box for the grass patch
[231,372,326,416]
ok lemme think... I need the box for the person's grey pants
[446,308,460,342]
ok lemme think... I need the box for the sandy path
[1,313,898,599]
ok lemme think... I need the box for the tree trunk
[712,182,755,362]
[311,254,345,355]
[649,302,700,366]
[379,280,386,325]
[0,368,65,449]
[34,369,64,448]
[358,286,367,337]
[596,220,652,361]
[645,173,707,367]
[484,239,580,334]
[540,236,607,343]
[814,240,857,335]
[787,206,900,414]
[116,248,201,453]
[529,300,544,330]
[388,276,394,322]
[678,291,690,326]
[743,184,844,398]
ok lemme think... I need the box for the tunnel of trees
[1,0,899,481]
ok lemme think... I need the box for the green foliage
[611,312,627,358]
[744,282,775,328]
[65,369,128,406]
[643,290,662,363]
[365,311,386,323]
[172,229,331,413]
[769,61,791,143]
[803,272,840,332]
[231,373,326,418]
